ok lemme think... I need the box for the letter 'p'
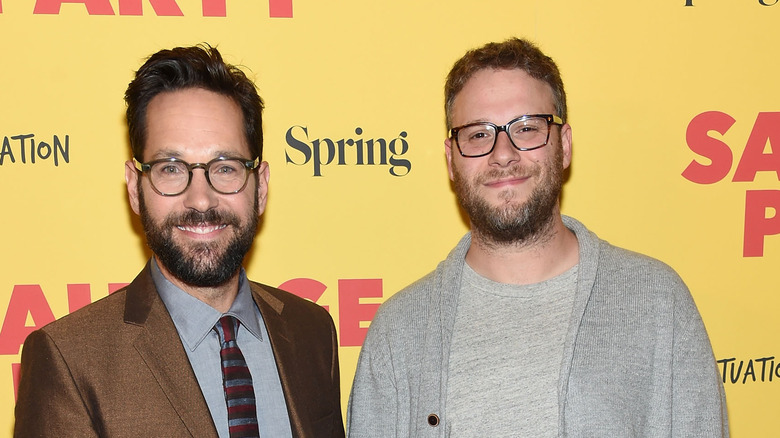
[744,190,780,257]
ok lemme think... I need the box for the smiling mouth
[485,175,530,187]
[176,224,227,234]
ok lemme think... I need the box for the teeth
[177,224,227,234]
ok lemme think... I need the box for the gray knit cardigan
[347,216,728,437]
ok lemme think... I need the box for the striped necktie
[214,315,260,438]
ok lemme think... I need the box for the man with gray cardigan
[347,38,728,437]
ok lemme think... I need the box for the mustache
[162,209,242,228]
[475,164,539,185]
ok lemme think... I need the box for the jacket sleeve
[672,308,730,437]
[14,329,100,437]
[329,314,346,438]
[347,326,403,438]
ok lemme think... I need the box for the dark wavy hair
[444,38,567,130]
[125,44,264,160]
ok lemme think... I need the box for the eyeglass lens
[148,159,249,195]
[457,117,551,156]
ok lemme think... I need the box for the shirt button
[427,414,439,426]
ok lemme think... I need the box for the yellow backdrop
[1,0,778,435]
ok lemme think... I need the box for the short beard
[139,186,258,288]
[453,143,563,248]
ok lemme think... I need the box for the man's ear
[561,123,573,170]
[445,138,455,181]
[256,161,270,215]
[125,160,141,216]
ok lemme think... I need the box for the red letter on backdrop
[202,0,225,16]
[108,283,130,294]
[118,0,183,16]
[682,111,735,184]
[0,285,56,355]
[278,278,329,312]
[269,0,292,17]
[733,112,780,182]
[744,190,780,257]
[34,0,114,14]
[67,284,92,313]
[338,279,382,347]
[12,363,21,401]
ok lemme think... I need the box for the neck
[155,259,240,313]
[465,214,579,285]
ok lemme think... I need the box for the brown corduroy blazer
[14,262,345,438]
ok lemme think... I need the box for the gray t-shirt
[446,262,578,437]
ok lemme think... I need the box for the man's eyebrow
[146,150,246,160]
[149,149,183,160]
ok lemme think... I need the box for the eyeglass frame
[449,114,564,158]
[133,156,261,196]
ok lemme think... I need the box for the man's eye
[214,165,238,174]
[468,130,493,141]
[513,125,539,134]
[160,165,182,174]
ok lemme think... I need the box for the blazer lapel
[123,263,219,438]
[250,284,308,438]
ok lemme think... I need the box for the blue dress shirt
[152,259,293,438]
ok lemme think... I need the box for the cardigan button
[427,414,439,426]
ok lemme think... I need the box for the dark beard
[139,188,258,288]
[452,144,563,247]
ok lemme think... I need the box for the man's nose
[181,169,219,212]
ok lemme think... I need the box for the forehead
[143,88,249,161]
[451,68,555,124]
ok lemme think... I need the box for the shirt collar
[151,258,264,351]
